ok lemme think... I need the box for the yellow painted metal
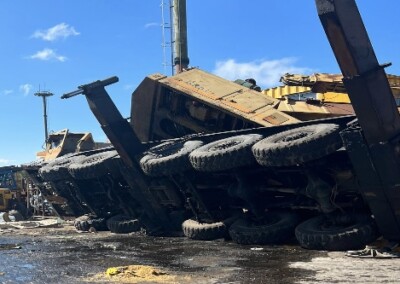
[36,129,108,161]
[262,85,351,103]
[316,92,351,103]
[0,189,14,211]
[159,69,300,126]
[262,85,311,99]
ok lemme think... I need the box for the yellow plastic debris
[105,266,125,276]
[100,265,184,284]
[90,264,191,283]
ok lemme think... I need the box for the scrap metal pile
[10,0,400,255]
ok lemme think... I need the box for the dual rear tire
[295,213,379,251]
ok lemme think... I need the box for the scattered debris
[250,247,264,251]
[88,265,191,283]
[0,218,61,230]
[346,244,400,259]
[0,244,22,250]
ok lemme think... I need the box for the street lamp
[34,91,54,144]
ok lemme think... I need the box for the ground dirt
[0,218,399,283]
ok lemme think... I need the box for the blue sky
[1,0,399,165]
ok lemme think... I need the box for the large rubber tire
[106,215,141,234]
[108,155,125,178]
[189,134,263,172]
[68,150,118,180]
[74,214,108,232]
[252,123,342,167]
[7,210,24,221]
[229,211,299,245]
[39,155,85,181]
[140,140,203,176]
[22,159,48,168]
[295,213,379,251]
[182,219,228,240]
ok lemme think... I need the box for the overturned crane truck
[62,76,358,243]
[59,0,400,250]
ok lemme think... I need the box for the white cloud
[124,84,134,90]
[32,23,80,41]
[29,48,67,62]
[1,89,13,95]
[0,158,12,165]
[19,84,33,96]
[144,22,159,29]
[212,58,313,88]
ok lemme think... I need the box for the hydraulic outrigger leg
[62,77,183,235]
[316,0,400,244]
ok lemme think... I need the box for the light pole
[34,91,54,144]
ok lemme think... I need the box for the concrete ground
[0,219,399,283]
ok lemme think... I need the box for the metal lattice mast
[161,0,174,75]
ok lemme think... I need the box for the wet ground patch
[0,226,322,283]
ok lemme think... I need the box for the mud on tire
[39,155,85,182]
[106,215,141,234]
[295,213,379,251]
[74,214,108,232]
[68,150,118,180]
[182,219,228,240]
[6,210,24,222]
[108,155,125,178]
[140,140,203,176]
[229,211,299,245]
[252,123,342,167]
[189,134,263,172]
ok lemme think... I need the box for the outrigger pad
[346,243,400,259]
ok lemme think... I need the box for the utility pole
[172,0,189,74]
[34,91,53,144]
